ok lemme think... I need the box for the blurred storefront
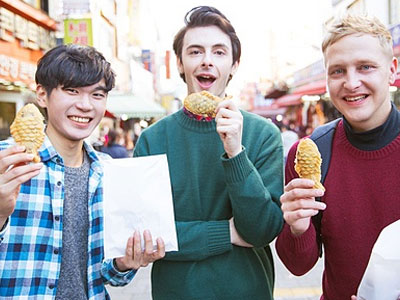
[390,22,400,108]
[0,0,56,139]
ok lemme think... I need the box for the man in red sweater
[275,14,400,300]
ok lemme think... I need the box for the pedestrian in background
[133,6,284,300]
[276,14,400,300]
[101,128,129,158]
[0,44,164,299]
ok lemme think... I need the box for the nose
[201,51,213,68]
[76,94,93,111]
[343,70,361,90]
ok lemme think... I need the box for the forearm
[101,258,137,286]
[222,149,284,247]
[275,223,320,275]
[164,220,232,261]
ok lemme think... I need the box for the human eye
[329,68,344,76]
[63,87,78,94]
[188,49,202,55]
[359,65,374,71]
[93,91,106,99]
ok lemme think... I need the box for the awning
[292,79,327,95]
[275,93,302,107]
[107,93,166,119]
[251,106,286,117]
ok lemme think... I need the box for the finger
[0,145,26,160]
[0,152,35,174]
[143,230,154,256]
[132,231,142,265]
[1,163,43,186]
[280,187,324,204]
[215,117,241,126]
[284,209,320,223]
[154,237,165,259]
[0,168,42,195]
[215,108,242,121]
[284,178,316,191]
[124,235,133,257]
[281,199,326,212]
[216,124,241,135]
[216,99,238,112]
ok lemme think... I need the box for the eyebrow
[186,43,230,50]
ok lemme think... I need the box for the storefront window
[0,102,16,140]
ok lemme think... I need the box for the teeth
[345,95,366,102]
[70,116,90,123]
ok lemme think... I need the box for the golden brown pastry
[10,103,45,163]
[294,138,325,191]
[183,91,223,118]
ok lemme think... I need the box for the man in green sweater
[134,6,284,300]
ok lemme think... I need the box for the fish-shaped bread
[10,103,45,163]
[184,91,224,118]
[294,138,325,191]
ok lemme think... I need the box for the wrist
[113,258,131,272]
[226,146,243,158]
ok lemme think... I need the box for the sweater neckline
[174,109,217,133]
[337,121,400,159]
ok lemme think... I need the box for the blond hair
[322,14,393,58]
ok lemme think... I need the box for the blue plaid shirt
[0,137,136,299]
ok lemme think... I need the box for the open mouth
[69,116,92,123]
[344,95,368,102]
[196,74,216,86]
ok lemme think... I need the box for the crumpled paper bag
[102,154,178,259]
[357,219,400,300]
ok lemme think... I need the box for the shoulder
[241,110,281,135]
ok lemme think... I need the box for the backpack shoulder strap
[309,118,341,257]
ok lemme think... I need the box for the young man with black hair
[0,44,165,299]
[134,6,284,300]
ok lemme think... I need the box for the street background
[107,240,324,300]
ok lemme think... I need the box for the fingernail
[320,203,327,209]
[316,189,324,196]
[17,146,25,151]
[27,154,34,159]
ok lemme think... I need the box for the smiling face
[36,80,108,145]
[324,33,397,132]
[177,25,238,98]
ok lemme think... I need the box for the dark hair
[173,6,241,82]
[107,129,118,144]
[35,44,115,96]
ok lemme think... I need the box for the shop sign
[390,23,400,57]
[0,54,36,88]
[292,59,325,86]
[64,18,93,46]
[0,7,56,51]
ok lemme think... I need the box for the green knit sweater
[134,109,284,300]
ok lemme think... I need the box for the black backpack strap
[309,118,341,257]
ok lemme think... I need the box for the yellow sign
[64,18,93,46]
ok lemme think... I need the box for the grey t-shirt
[56,152,90,299]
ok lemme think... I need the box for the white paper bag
[102,154,178,259]
[357,219,400,300]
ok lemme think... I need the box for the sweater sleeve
[164,220,232,261]
[274,141,320,275]
[133,134,233,262]
[221,127,284,247]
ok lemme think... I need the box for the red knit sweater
[276,121,400,300]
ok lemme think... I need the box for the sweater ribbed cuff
[282,223,317,253]
[221,148,253,183]
[207,221,232,255]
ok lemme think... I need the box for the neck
[45,127,84,167]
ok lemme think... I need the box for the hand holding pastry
[215,97,243,158]
[280,138,326,236]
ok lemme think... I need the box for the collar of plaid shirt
[0,136,136,299]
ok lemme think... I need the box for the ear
[177,56,184,75]
[389,57,398,85]
[230,60,239,77]
[36,84,48,108]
